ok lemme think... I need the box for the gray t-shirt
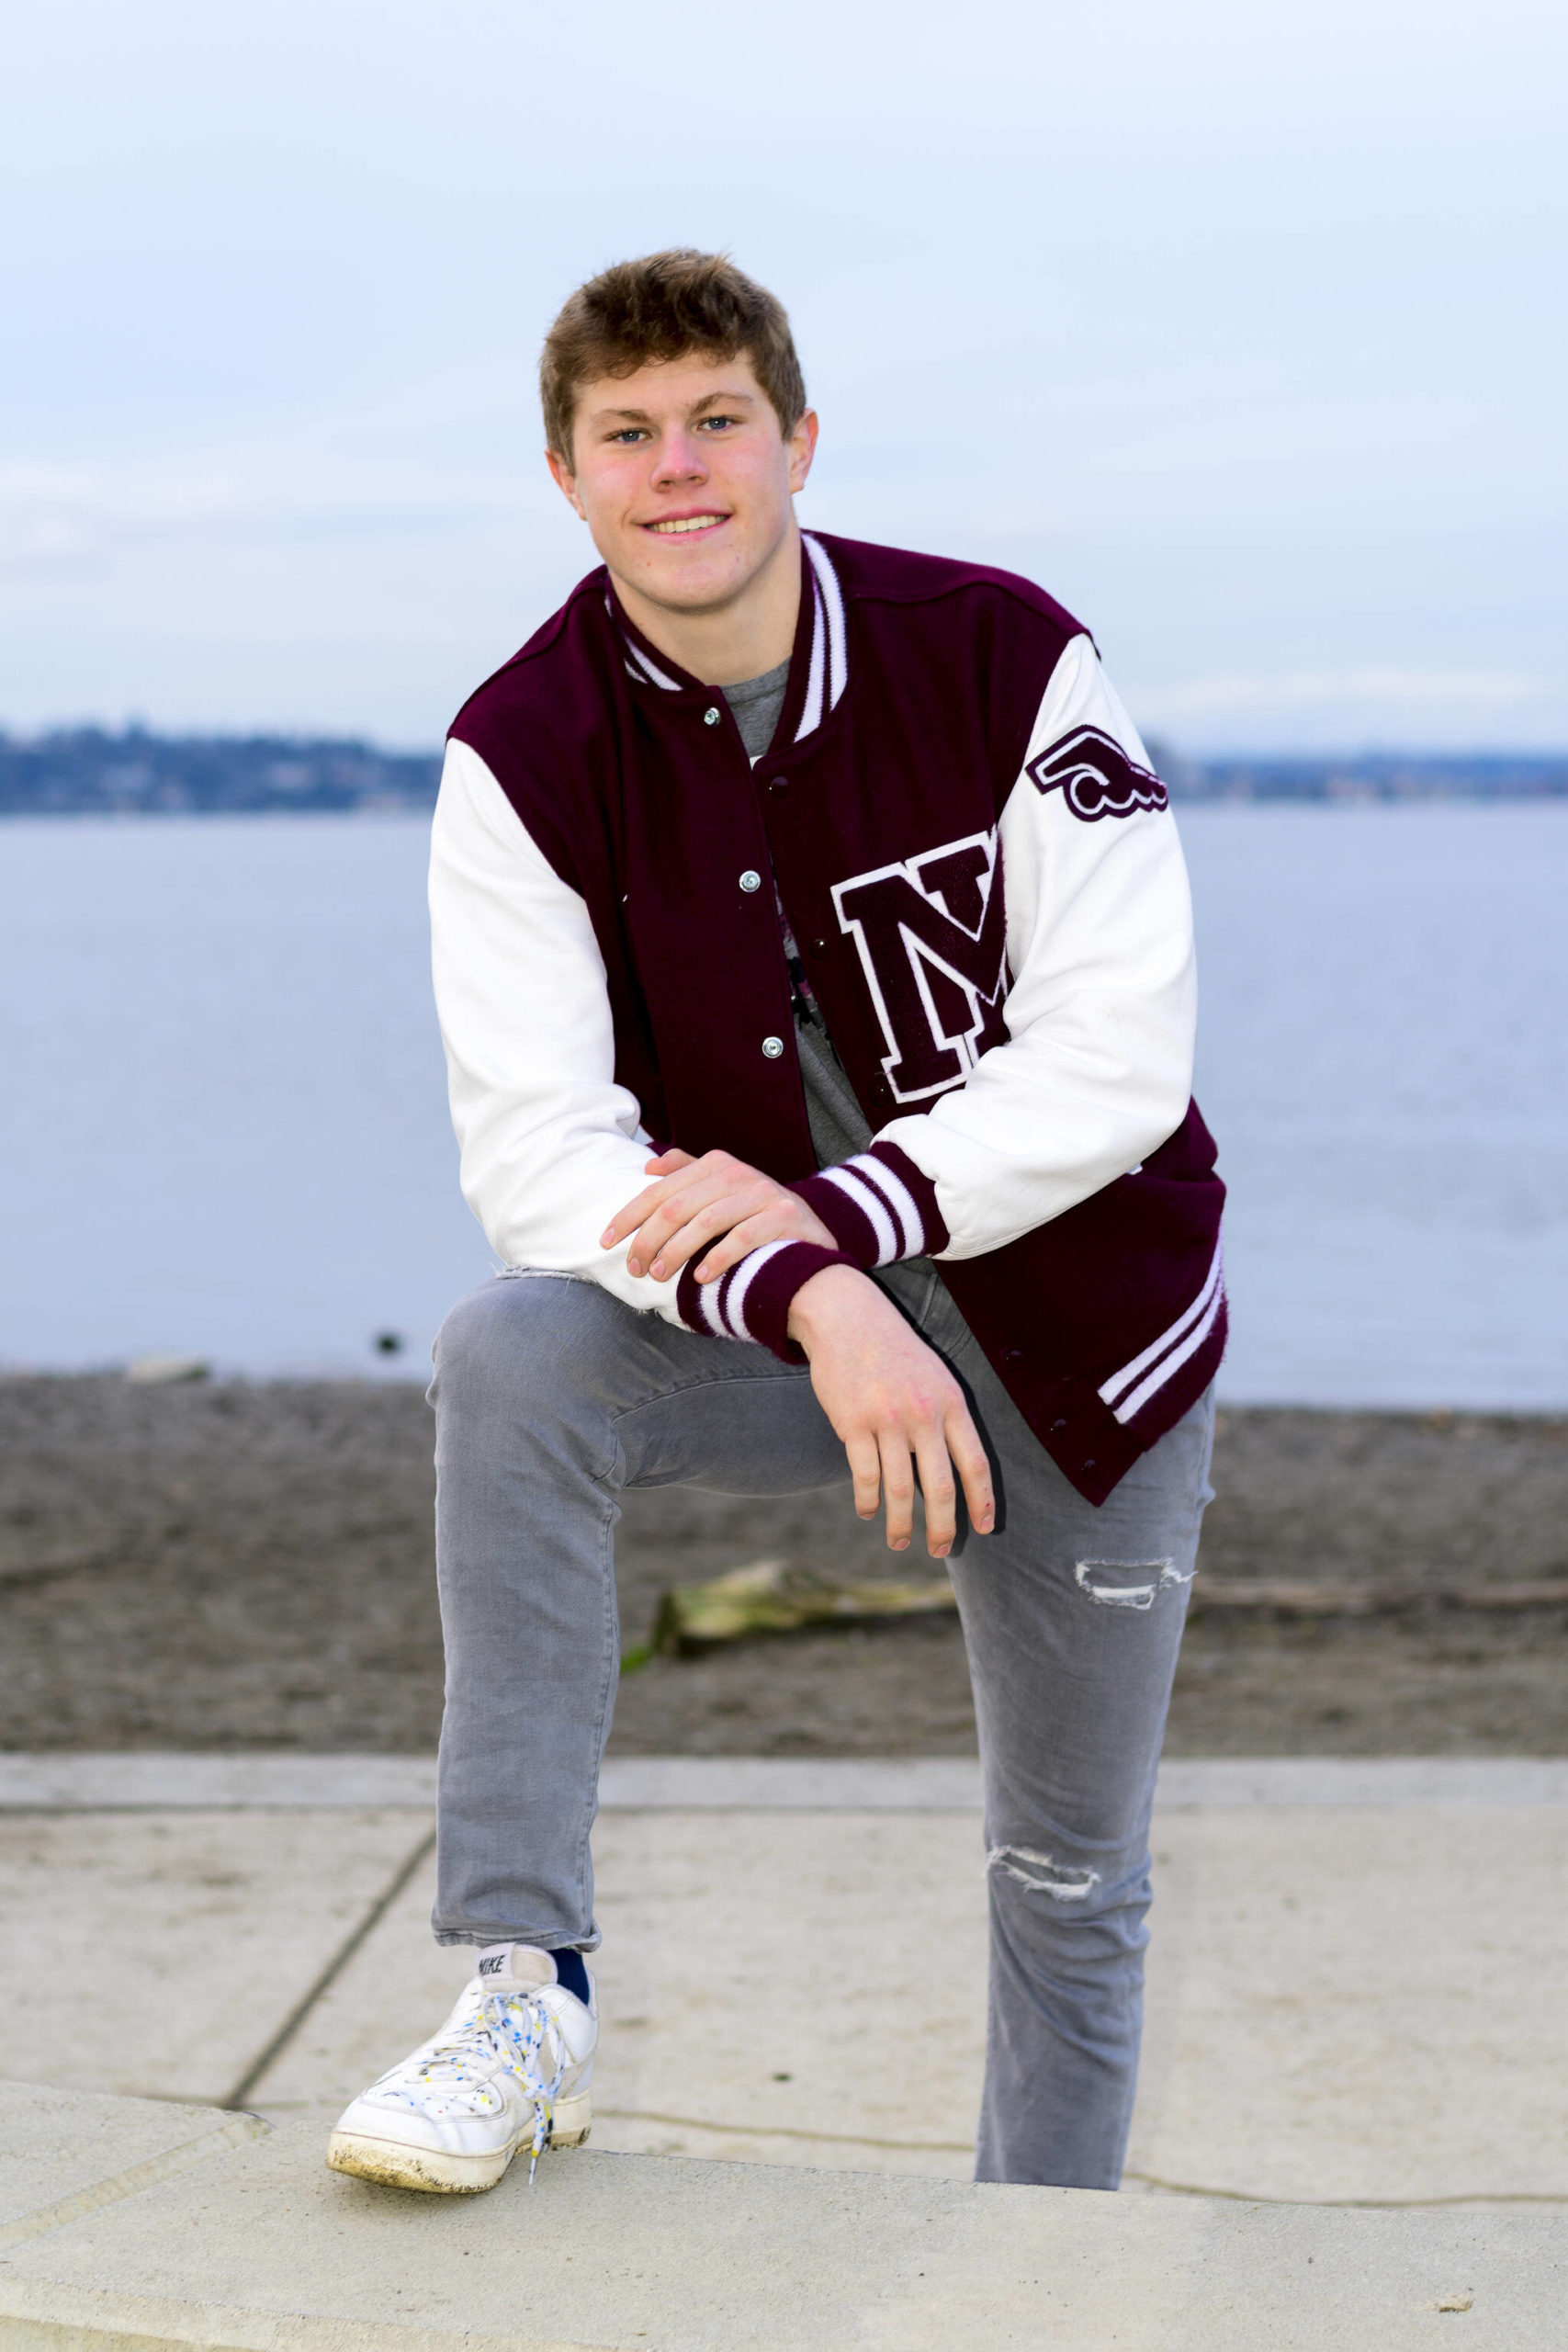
[720,661,874,1159]
[721,658,792,762]
[721,662,937,1304]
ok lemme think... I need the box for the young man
[328,250,1224,2198]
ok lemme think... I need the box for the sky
[4,0,1564,755]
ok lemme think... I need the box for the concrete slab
[1127,1806,1568,2204]
[0,1809,430,2104]
[0,2083,263,2244]
[0,2086,1562,2351]
[1,1763,1564,2210]
[6,1753,1568,1810]
[248,1804,1568,2206]
[251,1811,987,2177]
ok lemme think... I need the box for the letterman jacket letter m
[832,830,1009,1103]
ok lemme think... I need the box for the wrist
[785,1261,876,1347]
[678,1239,858,1361]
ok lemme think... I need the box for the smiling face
[547,352,818,674]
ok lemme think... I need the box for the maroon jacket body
[444,531,1225,1504]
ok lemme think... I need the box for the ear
[786,407,819,497]
[547,445,588,521]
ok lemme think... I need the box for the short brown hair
[540,249,807,459]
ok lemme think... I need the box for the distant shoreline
[3,728,1566,816]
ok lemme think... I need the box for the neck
[612,515,803,687]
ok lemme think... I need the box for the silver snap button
[761,1035,784,1059]
[739,869,762,893]
[703,706,722,726]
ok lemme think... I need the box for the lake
[3,806,1564,1408]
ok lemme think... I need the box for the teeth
[650,514,724,534]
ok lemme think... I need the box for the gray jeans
[427,1262,1214,2189]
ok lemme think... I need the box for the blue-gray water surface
[3,806,1564,1406]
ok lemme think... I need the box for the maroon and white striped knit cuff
[788,1142,949,1269]
[675,1240,858,1362]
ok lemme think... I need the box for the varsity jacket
[431,529,1226,1505]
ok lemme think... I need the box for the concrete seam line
[6,1755,1568,1809]
[0,2111,270,2250]
[0,1754,441,1811]
[592,2106,973,2154]
[220,1825,436,2111]
[1122,2168,1568,2208]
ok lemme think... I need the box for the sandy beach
[2,1374,1564,1758]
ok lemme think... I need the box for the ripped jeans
[428,1260,1215,2190]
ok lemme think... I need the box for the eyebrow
[590,390,760,424]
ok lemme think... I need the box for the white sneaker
[326,1944,596,2194]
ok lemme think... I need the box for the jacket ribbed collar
[605,530,850,750]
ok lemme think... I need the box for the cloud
[0,462,244,572]
[0,449,542,577]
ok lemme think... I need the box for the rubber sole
[326,2092,592,2195]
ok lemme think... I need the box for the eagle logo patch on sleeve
[1026,725,1169,820]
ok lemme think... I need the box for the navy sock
[552,1947,591,2004]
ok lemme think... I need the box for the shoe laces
[399,1986,569,2183]
[481,1988,569,2182]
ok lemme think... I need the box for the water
[1,818,491,1380]
[1185,802,1568,1408]
[2,807,1564,1406]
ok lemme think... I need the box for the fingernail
[891,1538,908,1551]
[627,1258,641,1276]
[651,1261,666,1279]
[933,1544,951,1559]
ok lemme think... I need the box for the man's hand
[601,1148,836,1283]
[787,1264,995,1558]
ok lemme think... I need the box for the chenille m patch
[1027,725,1169,820]
[832,830,1009,1103]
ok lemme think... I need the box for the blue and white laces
[386,1986,569,2184]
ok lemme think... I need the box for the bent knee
[433,1273,626,1409]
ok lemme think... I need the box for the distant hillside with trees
[1155,747,1568,804]
[0,729,442,815]
[1,727,1564,814]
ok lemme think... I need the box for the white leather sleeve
[429,736,690,1323]
[875,635,1197,1260]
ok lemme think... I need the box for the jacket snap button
[768,776,787,794]
[703,706,722,726]
[809,937,828,955]
[761,1035,784,1059]
[1004,1349,1024,1364]
[739,869,762,893]
[1052,1418,1068,1432]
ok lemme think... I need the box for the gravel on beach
[2,1374,1564,1758]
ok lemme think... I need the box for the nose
[650,426,708,490]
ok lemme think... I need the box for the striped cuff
[788,1141,949,1269]
[675,1240,858,1362]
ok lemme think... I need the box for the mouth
[643,511,730,537]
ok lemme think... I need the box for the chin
[637,551,750,610]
